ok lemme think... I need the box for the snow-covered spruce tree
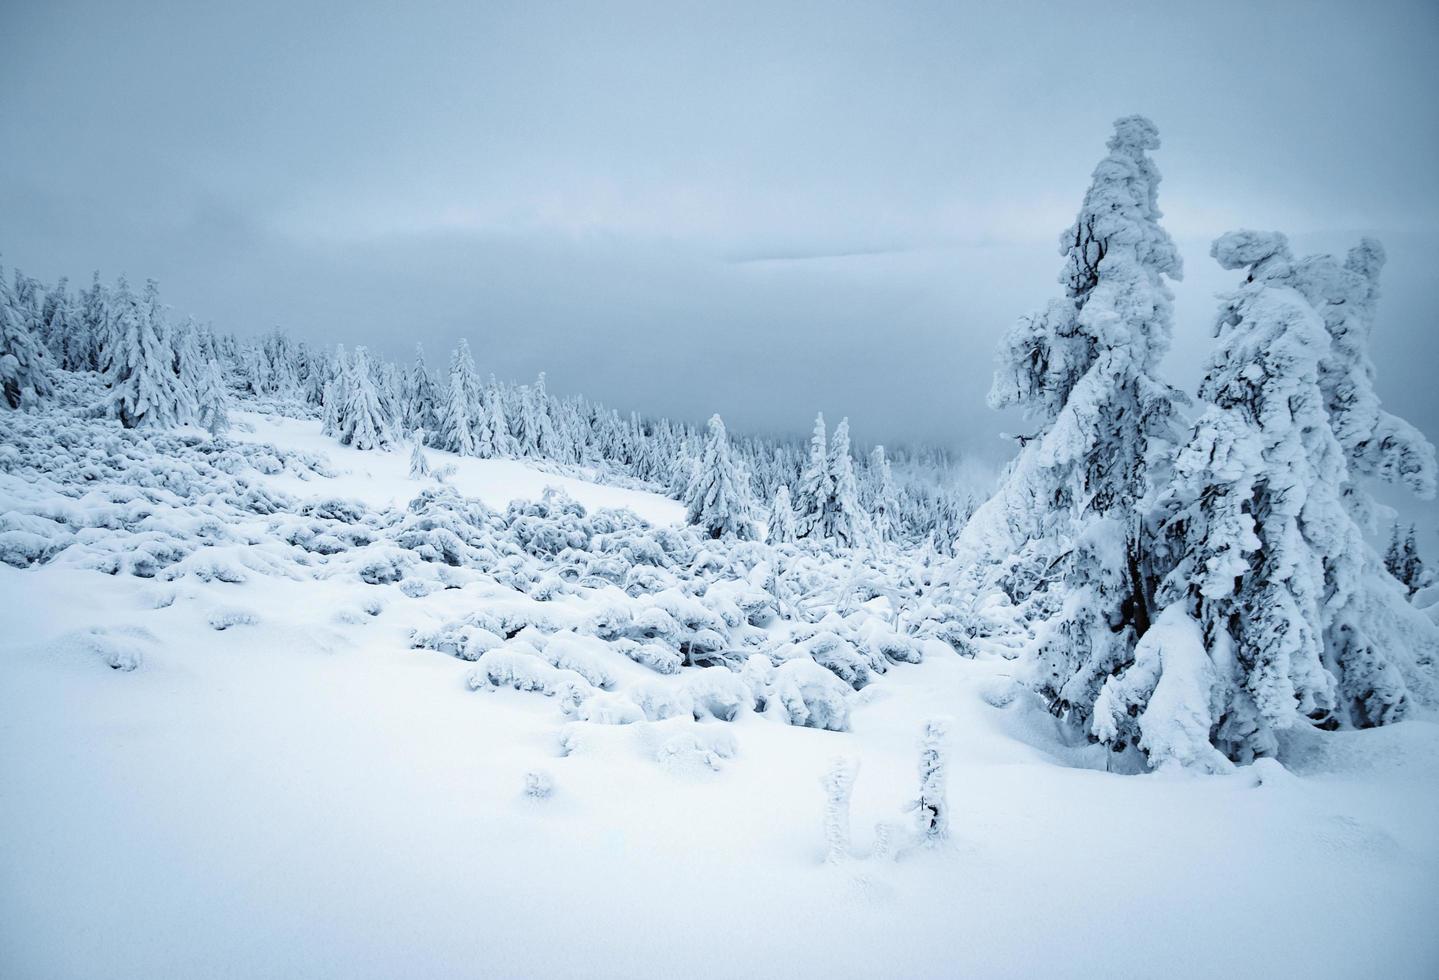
[820,756,857,865]
[868,445,898,544]
[0,267,53,409]
[102,277,185,428]
[910,718,949,845]
[1299,239,1436,526]
[320,380,339,436]
[966,117,1185,731]
[335,346,394,450]
[823,418,873,548]
[1384,524,1425,597]
[403,344,440,434]
[435,340,479,456]
[195,356,231,436]
[72,272,109,372]
[1095,230,1438,767]
[476,376,515,458]
[683,414,756,540]
[766,484,798,545]
[409,429,432,478]
[794,413,833,541]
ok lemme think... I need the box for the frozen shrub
[208,607,258,630]
[542,632,617,689]
[524,770,554,800]
[821,756,858,864]
[767,658,852,732]
[656,727,737,773]
[568,691,645,725]
[909,718,950,845]
[466,647,592,700]
[683,666,752,721]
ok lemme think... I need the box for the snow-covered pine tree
[823,417,873,548]
[320,380,339,437]
[1095,230,1438,767]
[73,272,109,372]
[794,413,833,541]
[475,376,514,458]
[409,429,432,478]
[435,340,479,455]
[1385,524,1407,584]
[1401,526,1427,596]
[965,117,1185,732]
[868,445,898,544]
[171,318,205,426]
[37,277,68,357]
[335,346,394,450]
[103,277,185,428]
[196,356,231,436]
[403,344,440,434]
[0,266,53,409]
[533,372,565,462]
[766,484,797,545]
[683,414,756,540]
[1298,239,1436,526]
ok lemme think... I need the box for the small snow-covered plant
[909,718,949,845]
[821,755,858,864]
[524,769,554,800]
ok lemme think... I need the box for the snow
[3,412,1438,978]
[232,410,685,526]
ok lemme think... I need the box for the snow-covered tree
[1385,524,1426,597]
[766,484,797,545]
[195,356,231,436]
[823,418,872,548]
[334,346,394,450]
[868,445,898,544]
[103,278,185,428]
[409,429,432,478]
[1095,230,1437,766]
[794,413,832,540]
[1298,239,1436,526]
[403,344,440,434]
[435,340,479,456]
[968,116,1185,731]
[476,377,514,458]
[320,380,339,437]
[683,414,756,540]
[0,268,53,409]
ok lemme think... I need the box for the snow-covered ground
[234,411,686,525]
[3,414,1438,979]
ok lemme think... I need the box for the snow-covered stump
[910,718,949,846]
[821,756,858,865]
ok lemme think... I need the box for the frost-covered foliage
[683,414,756,540]
[1,382,946,740]
[435,339,479,456]
[1093,230,1439,767]
[821,756,857,864]
[969,116,1186,736]
[334,346,395,451]
[1,267,53,409]
[1386,524,1427,597]
[765,484,797,546]
[911,718,950,843]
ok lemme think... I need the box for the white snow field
[3,412,1438,980]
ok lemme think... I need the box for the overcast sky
[3,0,1437,465]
